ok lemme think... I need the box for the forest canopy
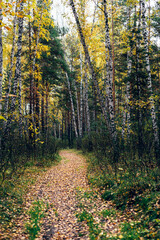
[0,0,160,181]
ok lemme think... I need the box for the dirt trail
[10,150,90,240]
[9,150,120,239]
[37,150,90,239]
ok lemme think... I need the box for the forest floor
[1,149,123,239]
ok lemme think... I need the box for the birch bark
[41,79,45,134]
[5,0,24,136]
[73,79,81,136]
[84,64,90,133]
[0,5,3,159]
[123,6,132,139]
[0,6,2,114]
[103,0,117,141]
[66,72,78,138]
[69,0,111,138]
[141,0,159,146]
[45,81,49,142]
[111,0,115,112]
[79,52,83,138]
[4,1,18,117]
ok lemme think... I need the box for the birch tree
[0,4,3,159]
[69,0,111,138]
[79,52,83,138]
[5,0,24,136]
[141,0,159,148]
[103,0,117,141]
[66,72,78,138]
[84,63,90,133]
[0,5,2,115]
[4,1,18,118]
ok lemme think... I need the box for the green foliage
[0,133,60,184]
[77,210,102,239]
[76,199,105,240]
[82,131,113,161]
[0,152,61,232]
[85,150,160,239]
[26,200,46,240]
[101,209,116,218]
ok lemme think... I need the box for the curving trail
[38,150,90,239]
[10,150,120,239]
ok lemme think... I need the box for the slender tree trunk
[111,0,115,113]
[54,123,57,139]
[79,52,83,137]
[70,0,112,139]
[73,79,81,136]
[0,5,3,160]
[45,81,49,142]
[148,0,150,46]
[66,72,78,138]
[35,69,40,130]
[18,65,23,137]
[5,0,24,135]
[0,6,2,114]
[126,52,131,137]
[122,104,126,139]
[28,6,33,142]
[4,1,18,118]
[31,9,43,136]
[103,0,117,141]
[84,64,90,133]
[83,81,86,133]
[41,79,45,135]
[136,2,143,157]
[32,10,42,82]
[141,0,159,147]
[125,6,132,138]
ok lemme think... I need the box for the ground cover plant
[0,0,160,239]
[0,152,61,238]
[84,149,160,239]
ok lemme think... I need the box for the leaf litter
[0,150,124,239]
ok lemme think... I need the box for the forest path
[38,149,90,239]
[13,149,120,239]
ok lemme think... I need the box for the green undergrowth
[76,188,108,240]
[84,152,160,239]
[0,154,61,234]
[25,200,48,240]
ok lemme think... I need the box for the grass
[76,189,107,240]
[0,153,61,236]
[25,200,47,240]
[84,152,160,239]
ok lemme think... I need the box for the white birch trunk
[0,7,2,114]
[54,123,57,139]
[70,0,112,139]
[84,65,90,133]
[80,52,83,137]
[122,104,126,139]
[124,6,132,139]
[73,79,81,137]
[66,72,78,138]
[126,51,131,137]
[103,0,117,141]
[141,0,159,145]
[4,1,18,118]
[5,0,24,136]
[0,6,3,159]
[31,9,43,127]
